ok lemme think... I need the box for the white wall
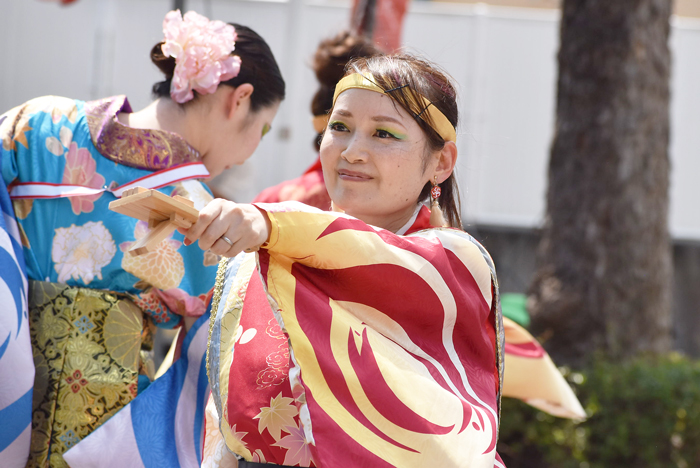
[2,0,699,240]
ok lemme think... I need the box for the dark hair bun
[311,31,380,117]
[312,31,380,87]
[151,42,176,98]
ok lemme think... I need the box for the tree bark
[528,0,673,365]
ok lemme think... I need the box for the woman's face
[320,89,438,232]
[203,100,280,179]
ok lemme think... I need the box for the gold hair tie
[332,73,457,142]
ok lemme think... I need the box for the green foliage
[497,353,700,468]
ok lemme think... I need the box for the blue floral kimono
[0,95,218,467]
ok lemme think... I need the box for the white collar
[395,204,423,236]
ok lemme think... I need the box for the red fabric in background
[43,0,79,4]
[351,0,409,52]
[253,157,331,211]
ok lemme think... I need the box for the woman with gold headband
[0,10,284,467]
[252,30,381,210]
[186,55,506,467]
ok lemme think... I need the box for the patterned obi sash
[27,280,154,467]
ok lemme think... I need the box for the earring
[430,175,447,227]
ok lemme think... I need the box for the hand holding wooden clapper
[108,187,198,256]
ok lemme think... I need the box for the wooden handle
[128,219,178,256]
[109,187,201,256]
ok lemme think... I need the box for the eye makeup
[378,128,408,140]
[329,120,348,131]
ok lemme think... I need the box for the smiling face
[320,88,440,232]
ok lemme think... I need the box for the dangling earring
[430,175,447,227]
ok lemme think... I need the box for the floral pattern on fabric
[13,198,33,219]
[153,287,212,317]
[52,221,116,284]
[201,394,270,468]
[84,96,201,170]
[273,423,315,467]
[210,205,504,468]
[28,281,145,468]
[43,95,79,125]
[45,125,74,157]
[202,396,229,468]
[257,318,290,389]
[61,142,105,214]
[130,289,172,325]
[120,221,185,290]
[1,101,35,151]
[1,95,218,466]
[254,393,297,441]
[2,96,215,317]
[208,255,315,466]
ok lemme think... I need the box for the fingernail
[184,238,192,246]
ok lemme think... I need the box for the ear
[433,141,458,184]
[226,83,254,119]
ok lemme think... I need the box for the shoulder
[2,96,85,164]
[409,227,496,306]
[16,96,82,122]
[2,96,82,137]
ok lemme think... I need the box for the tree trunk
[528,0,673,365]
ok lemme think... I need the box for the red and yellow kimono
[205,203,506,467]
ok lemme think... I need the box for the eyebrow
[333,109,406,127]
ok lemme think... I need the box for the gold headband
[332,73,457,142]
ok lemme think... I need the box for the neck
[353,204,420,234]
[118,98,206,152]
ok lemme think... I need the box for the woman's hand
[180,199,271,257]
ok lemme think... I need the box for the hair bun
[312,31,380,87]
[150,42,176,98]
[151,42,176,78]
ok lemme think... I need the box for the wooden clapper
[109,187,199,256]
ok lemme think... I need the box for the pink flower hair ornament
[162,10,242,104]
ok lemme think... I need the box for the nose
[340,134,369,163]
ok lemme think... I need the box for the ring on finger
[220,235,234,247]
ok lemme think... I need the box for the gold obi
[27,281,155,468]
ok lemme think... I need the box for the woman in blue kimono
[0,10,284,468]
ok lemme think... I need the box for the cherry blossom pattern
[46,126,74,156]
[62,142,105,214]
[52,221,116,284]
